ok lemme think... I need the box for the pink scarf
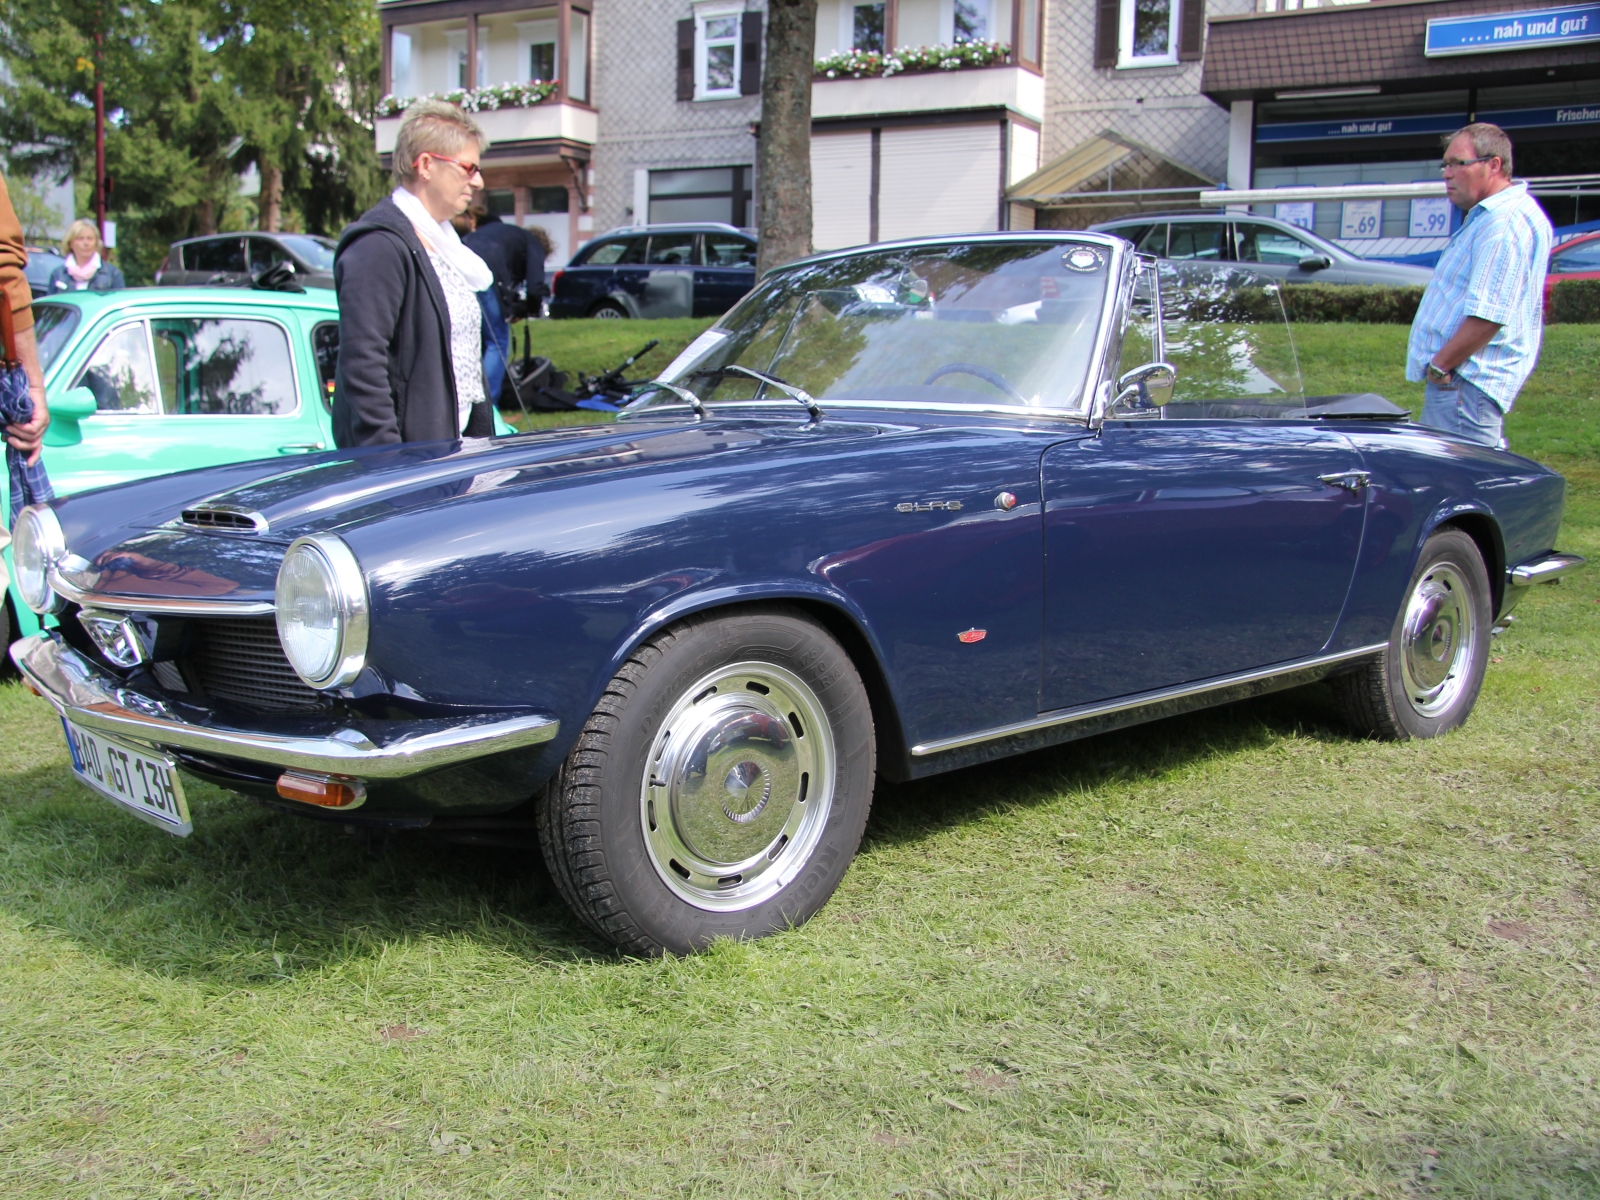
[67,253,101,284]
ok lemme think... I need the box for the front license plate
[62,718,192,837]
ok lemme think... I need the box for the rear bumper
[1509,552,1585,588]
[10,633,559,780]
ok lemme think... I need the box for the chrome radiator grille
[184,616,323,714]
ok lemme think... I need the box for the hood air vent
[180,505,269,535]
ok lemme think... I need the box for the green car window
[32,303,81,373]
[76,322,162,413]
[149,318,299,416]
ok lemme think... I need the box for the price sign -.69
[1340,200,1383,240]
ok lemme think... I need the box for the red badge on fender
[957,628,987,644]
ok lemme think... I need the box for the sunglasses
[420,152,484,181]
[1438,155,1497,174]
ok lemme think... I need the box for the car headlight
[12,505,66,614]
[274,536,369,689]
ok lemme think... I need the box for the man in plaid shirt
[1407,123,1552,449]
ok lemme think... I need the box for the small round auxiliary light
[276,772,367,809]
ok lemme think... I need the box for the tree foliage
[0,0,383,282]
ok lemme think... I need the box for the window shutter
[1094,0,1120,68]
[1178,0,1205,62]
[677,18,695,101]
[740,12,763,95]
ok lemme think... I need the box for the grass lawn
[1,324,1596,1197]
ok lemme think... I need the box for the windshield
[279,235,336,271]
[32,303,81,374]
[646,240,1115,413]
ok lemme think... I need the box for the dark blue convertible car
[9,232,1582,954]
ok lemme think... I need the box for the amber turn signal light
[276,772,366,809]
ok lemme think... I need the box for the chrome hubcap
[641,662,835,912]
[1399,561,1476,717]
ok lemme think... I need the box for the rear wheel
[1333,529,1491,740]
[589,301,627,320]
[536,608,875,955]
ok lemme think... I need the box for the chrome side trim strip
[12,635,558,779]
[910,643,1388,757]
[1510,552,1586,587]
[48,568,277,616]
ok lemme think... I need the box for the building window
[953,0,988,43]
[568,8,590,102]
[445,29,470,87]
[390,29,413,98]
[1119,0,1179,68]
[516,17,558,82]
[853,3,886,52]
[696,2,743,100]
[649,166,753,227]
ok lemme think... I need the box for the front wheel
[536,608,875,954]
[589,301,627,320]
[1333,529,1491,740]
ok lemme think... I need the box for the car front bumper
[11,633,560,781]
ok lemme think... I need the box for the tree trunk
[259,162,283,232]
[196,198,217,236]
[755,0,817,276]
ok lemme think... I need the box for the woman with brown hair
[331,99,496,447]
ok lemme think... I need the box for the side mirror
[41,386,98,448]
[1298,255,1332,272]
[1113,361,1177,412]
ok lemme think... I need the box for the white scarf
[391,186,494,292]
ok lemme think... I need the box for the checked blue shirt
[1406,181,1552,412]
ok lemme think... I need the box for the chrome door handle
[278,443,325,454]
[1317,470,1370,492]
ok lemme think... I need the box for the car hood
[55,415,890,603]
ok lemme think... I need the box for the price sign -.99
[1409,196,1453,237]
[1340,200,1383,240]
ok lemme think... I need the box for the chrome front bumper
[1509,551,1586,587]
[11,634,560,779]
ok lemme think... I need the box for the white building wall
[1042,0,1255,184]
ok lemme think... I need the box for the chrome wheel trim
[1399,560,1477,717]
[640,661,836,912]
[592,305,625,319]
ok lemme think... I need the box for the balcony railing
[377,80,559,119]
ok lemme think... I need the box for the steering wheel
[922,362,1027,404]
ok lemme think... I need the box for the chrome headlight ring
[274,535,370,690]
[12,504,67,614]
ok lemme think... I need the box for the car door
[639,232,696,318]
[1038,266,1367,712]
[1164,221,1232,263]
[189,236,250,286]
[44,307,327,494]
[695,233,757,316]
[1234,221,1345,285]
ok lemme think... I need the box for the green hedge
[1548,278,1600,324]
[1277,284,1425,324]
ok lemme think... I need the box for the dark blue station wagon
[550,222,757,320]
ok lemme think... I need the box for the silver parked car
[1090,211,1433,287]
[156,233,336,290]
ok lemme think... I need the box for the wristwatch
[1425,361,1453,385]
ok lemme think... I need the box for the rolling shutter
[676,18,694,101]
[811,131,873,251]
[740,12,763,95]
[1178,0,1205,61]
[1094,0,1120,68]
[878,124,1001,241]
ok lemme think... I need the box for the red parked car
[1546,230,1600,308]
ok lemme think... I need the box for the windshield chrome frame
[621,232,1134,425]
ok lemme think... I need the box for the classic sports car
[4,287,510,647]
[8,233,1583,956]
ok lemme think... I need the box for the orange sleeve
[0,170,35,334]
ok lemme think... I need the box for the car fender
[600,290,642,318]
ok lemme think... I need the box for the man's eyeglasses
[420,152,484,181]
[1438,155,1497,174]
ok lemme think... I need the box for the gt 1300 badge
[895,500,963,513]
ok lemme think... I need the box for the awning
[1006,130,1217,208]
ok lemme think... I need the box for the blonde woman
[332,99,495,446]
[48,219,125,292]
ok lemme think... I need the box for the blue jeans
[1420,375,1507,449]
[478,288,511,407]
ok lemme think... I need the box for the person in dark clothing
[463,210,548,406]
[331,99,496,448]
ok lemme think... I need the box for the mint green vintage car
[3,287,504,644]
